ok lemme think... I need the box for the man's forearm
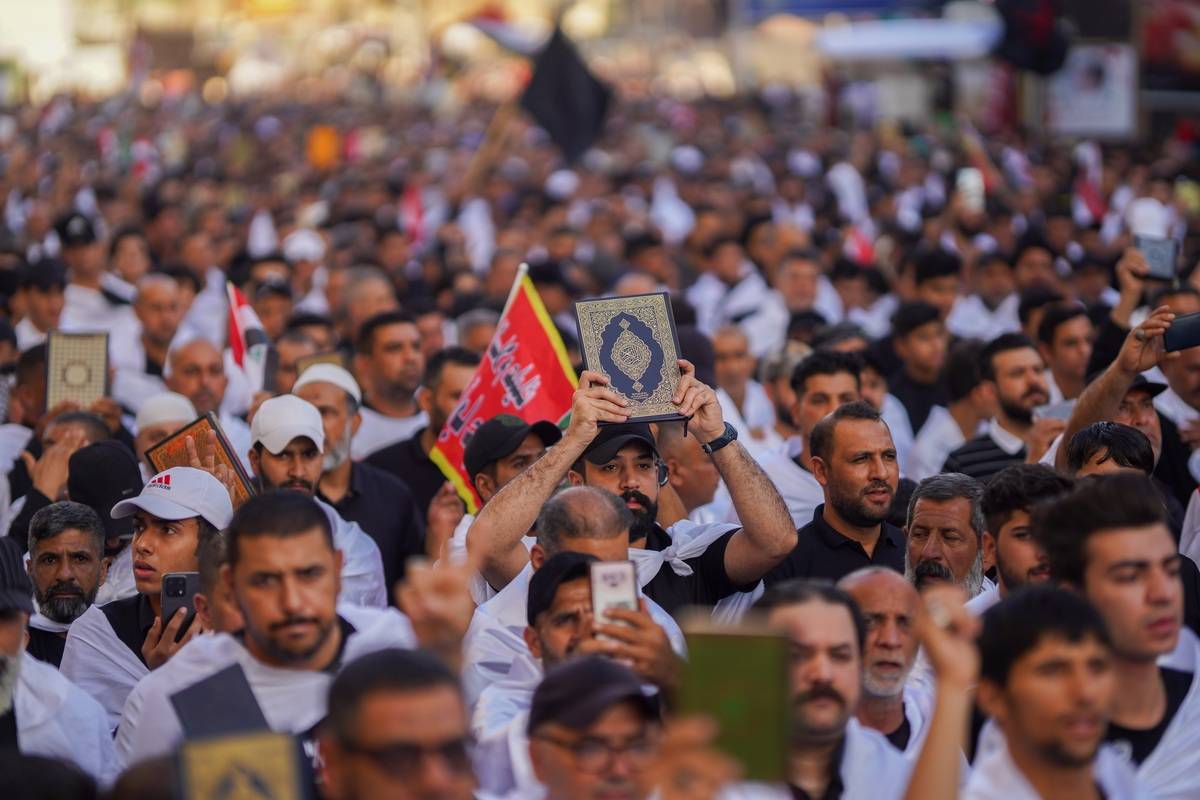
[712,441,795,585]
[901,684,972,800]
[468,435,588,588]
[1055,364,1133,471]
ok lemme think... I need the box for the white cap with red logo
[110,467,234,530]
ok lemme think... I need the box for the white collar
[986,417,1026,456]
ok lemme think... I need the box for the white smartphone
[1033,400,1076,422]
[590,561,638,638]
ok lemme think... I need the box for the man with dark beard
[765,401,905,585]
[24,502,109,666]
[903,473,989,599]
[943,333,1061,481]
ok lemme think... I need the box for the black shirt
[318,462,425,597]
[364,428,447,517]
[100,593,157,666]
[885,715,912,752]
[789,736,846,800]
[765,504,906,586]
[25,626,67,668]
[1104,667,1193,765]
[639,525,754,618]
[887,371,948,435]
[942,433,1025,483]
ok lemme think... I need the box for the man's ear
[810,455,830,488]
[220,563,235,598]
[416,386,434,416]
[523,626,543,660]
[530,543,547,570]
[975,679,1004,723]
[248,447,261,478]
[473,473,494,504]
[193,594,212,630]
[665,457,683,489]
[566,469,584,487]
[98,553,110,587]
[350,412,362,437]
[982,531,997,574]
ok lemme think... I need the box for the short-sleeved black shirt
[639,525,753,618]
[1104,667,1193,765]
[364,428,447,517]
[764,504,905,586]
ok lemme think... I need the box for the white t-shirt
[907,406,970,482]
[15,651,117,785]
[351,405,429,460]
[116,604,416,768]
[965,734,1151,800]
[732,449,822,529]
[946,293,1020,343]
[316,497,388,608]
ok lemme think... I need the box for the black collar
[811,504,901,553]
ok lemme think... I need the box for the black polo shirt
[765,504,906,586]
[100,593,157,666]
[26,626,67,668]
[318,462,425,596]
[364,428,446,516]
[639,524,754,618]
[790,735,846,799]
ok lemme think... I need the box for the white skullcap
[135,393,198,431]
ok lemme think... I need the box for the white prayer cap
[292,363,362,405]
[283,228,325,264]
[135,392,197,431]
[250,395,325,455]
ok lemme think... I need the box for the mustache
[861,480,893,495]
[281,480,314,492]
[913,560,954,588]
[795,684,846,708]
[269,616,320,632]
[45,580,84,597]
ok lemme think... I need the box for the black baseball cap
[0,537,34,614]
[582,423,658,466]
[55,212,97,248]
[528,551,597,626]
[67,441,143,542]
[463,415,562,480]
[1084,370,1168,399]
[528,656,658,734]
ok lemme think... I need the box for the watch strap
[701,422,738,455]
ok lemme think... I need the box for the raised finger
[580,370,611,388]
[185,435,201,467]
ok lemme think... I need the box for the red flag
[225,281,267,369]
[430,268,578,513]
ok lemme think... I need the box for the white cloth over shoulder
[15,651,117,786]
[59,602,147,732]
[720,719,912,800]
[1179,489,1200,565]
[94,545,137,607]
[472,656,542,799]
[116,604,416,768]
[317,498,388,608]
[967,728,1152,800]
[1131,626,1200,798]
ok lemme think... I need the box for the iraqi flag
[226,282,271,391]
[430,265,578,513]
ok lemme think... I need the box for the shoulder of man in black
[25,626,67,668]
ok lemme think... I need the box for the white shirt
[686,269,790,359]
[965,734,1151,800]
[115,604,417,768]
[946,293,1020,342]
[720,719,912,800]
[316,497,389,608]
[908,406,970,481]
[881,392,915,477]
[965,583,1001,616]
[446,512,536,606]
[14,651,118,785]
[60,283,139,340]
[351,405,429,460]
[14,316,46,352]
[220,411,254,475]
[59,600,149,732]
[109,328,168,414]
[94,545,137,607]
[1153,387,1200,482]
[718,382,784,459]
[987,417,1027,456]
[180,266,228,346]
[733,449,822,529]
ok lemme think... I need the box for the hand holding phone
[160,571,201,643]
[590,561,638,638]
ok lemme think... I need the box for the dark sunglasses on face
[342,735,474,777]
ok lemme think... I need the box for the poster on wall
[1046,43,1138,139]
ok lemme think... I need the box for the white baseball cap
[283,228,325,264]
[111,467,234,530]
[135,392,198,432]
[250,394,325,455]
[292,363,362,405]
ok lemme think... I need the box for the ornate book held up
[573,292,686,424]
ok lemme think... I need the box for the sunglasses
[342,735,474,777]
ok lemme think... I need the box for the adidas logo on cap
[148,474,172,490]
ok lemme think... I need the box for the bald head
[838,568,919,699]
[165,339,227,414]
[135,274,183,349]
[534,486,635,556]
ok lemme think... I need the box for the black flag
[520,26,612,164]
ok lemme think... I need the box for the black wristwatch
[701,422,738,455]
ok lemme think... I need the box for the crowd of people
[1,84,1200,799]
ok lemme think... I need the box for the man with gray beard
[903,473,989,598]
[24,502,109,667]
[292,364,424,594]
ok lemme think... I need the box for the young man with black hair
[61,467,232,731]
[1067,422,1156,477]
[1017,287,1066,344]
[947,251,1019,342]
[351,309,428,459]
[1033,474,1200,797]
[908,338,992,480]
[964,586,1149,799]
[911,248,962,323]
[115,491,418,768]
[14,258,65,352]
[888,301,949,435]
[943,333,1059,481]
[1036,303,1095,403]
[685,235,789,359]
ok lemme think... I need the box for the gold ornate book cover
[573,292,685,423]
[145,413,256,506]
[45,331,109,409]
[177,730,308,799]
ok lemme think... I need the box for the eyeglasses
[342,735,474,777]
[533,732,656,774]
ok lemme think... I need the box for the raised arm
[1055,305,1176,472]
[674,359,795,585]
[469,371,629,589]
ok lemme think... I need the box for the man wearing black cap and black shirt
[54,212,137,337]
[527,656,662,800]
[447,413,563,603]
[13,259,65,352]
[469,362,794,618]
[0,537,116,783]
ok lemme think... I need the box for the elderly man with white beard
[291,364,425,595]
[903,473,991,598]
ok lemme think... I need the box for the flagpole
[501,262,530,318]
